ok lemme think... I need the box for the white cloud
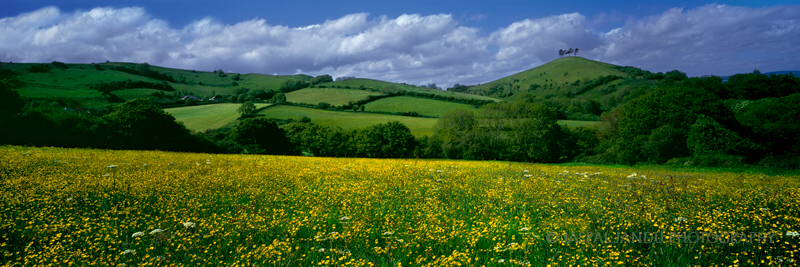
[595,4,800,76]
[1,4,799,87]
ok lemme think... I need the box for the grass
[469,57,628,99]
[3,145,799,266]
[363,96,479,117]
[0,62,302,107]
[257,105,438,136]
[285,88,382,106]
[164,103,270,132]
[320,78,502,102]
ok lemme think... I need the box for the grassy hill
[285,88,382,106]
[164,103,271,132]
[362,96,479,117]
[0,62,304,107]
[464,57,627,98]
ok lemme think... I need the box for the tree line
[559,48,579,57]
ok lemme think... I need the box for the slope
[462,57,628,99]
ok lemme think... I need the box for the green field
[320,78,502,102]
[363,96,479,117]
[285,88,382,106]
[257,105,438,136]
[0,62,305,107]
[164,103,270,132]
[468,57,628,99]
[4,145,799,266]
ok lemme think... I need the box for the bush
[757,155,800,170]
[689,154,745,168]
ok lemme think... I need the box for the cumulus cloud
[1,4,798,87]
[595,4,800,76]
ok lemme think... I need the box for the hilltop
[453,57,645,100]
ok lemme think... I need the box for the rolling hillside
[0,62,304,107]
[460,57,629,99]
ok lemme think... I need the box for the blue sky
[1,0,799,87]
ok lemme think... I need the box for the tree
[238,101,256,116]
[436,109,477,158]
[566,48,574,56]
[229,117,292,154]
[559,49,565,57]
[104,99,196,151]
[574,48,579,56]
[272,92,287,104]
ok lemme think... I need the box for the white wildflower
[318,248,326,252]
[760,208,769,211]
[131,231,144,238]
[182,222,196,228]
[117,264,127,267]
[786,231,800,237]
[523,170,529,172]
[122,249,135,255]
[674,217,688,223]
[519,227,530,232]
[498,259,506,263]
[382,231,394,236]
[149,229,164,235]
[339,216,350,221]
[107,164,118,168]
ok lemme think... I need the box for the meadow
[362,96,479,117]
[1,146,798,266]
[286,88,382,106]
[257,105,439,136]
[164,103,271,132]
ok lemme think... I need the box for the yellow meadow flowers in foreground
[1,146,799,266]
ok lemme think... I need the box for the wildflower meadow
[1,145,798,266]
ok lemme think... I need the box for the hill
[458,57,628,99]
[0,61,306,108]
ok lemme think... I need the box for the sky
[1,0,799,88]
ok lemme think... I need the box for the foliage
[238,101,256,116]
[91,80,175,93]
[228,117,292,154]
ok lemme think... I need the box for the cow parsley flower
[674,217,688,223]
[131,232,144,238]
[122,249,135,255]
[182,222,196,228]
[149,229,164,235]
[787,231,800,237]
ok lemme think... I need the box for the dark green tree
[238,101,256,116]
[229,118,292,154]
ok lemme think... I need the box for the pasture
[1,146,798,266]
[257,105,438,136]
[164,103,270,132]
[362,96,479,117]
[285,88,382,106]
